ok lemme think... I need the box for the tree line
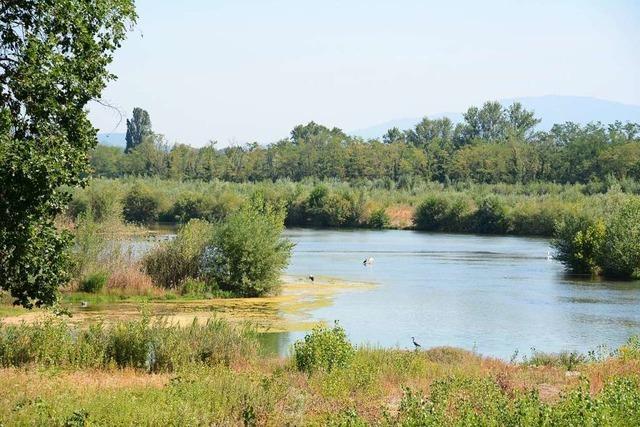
[92,103,640,185]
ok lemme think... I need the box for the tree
[0,0,136,307]
[383,127,405,144]
[200,196,294,297]
[125,107,152,153]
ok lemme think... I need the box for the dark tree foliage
[125,107,152,153]
[0,0,136,307]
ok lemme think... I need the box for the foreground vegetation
[0,318,639,425]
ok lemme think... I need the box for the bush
[392,376,640,426]
[472,196,510,234]
[552,215,605,275]
[368,208,390,229]
[143,219,214,289]
[170,192,213,223]
[67,180,123,222]
[414,195,473,232]
[180,278,208,297]
[122,184,160,224]
[79,271,109,293]
[525,350,586,371]
[619,336,640,361]
[599,199,640,279]
[293,322,355,373]
[398,377,512,425]
[414,195,450,231]
[200,199,293,297]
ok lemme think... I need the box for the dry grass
[105,265,165,297]
[386,204,415,228]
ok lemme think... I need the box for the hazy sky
[89,0,640,146]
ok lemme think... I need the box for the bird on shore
[308,274,315,283]
[411,336,421,350]
[80,301,88,308]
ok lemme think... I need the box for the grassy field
[0,316,639,426]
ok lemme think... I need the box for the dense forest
[92,102,640,185]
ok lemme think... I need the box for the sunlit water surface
[131,227,640,359]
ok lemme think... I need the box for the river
[131,227,640,359]
[274,228,640,359]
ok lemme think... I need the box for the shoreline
[0,275,375,333]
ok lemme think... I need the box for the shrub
[525,350,586,371]
[619,336,640,361]
[293,322,355,373]
[599,199,640,279]
[143,219,214,289]
[414,195,450,231]
[368,208,390,229]
[122,184,159,224]
[171,192,213,223]
[67,180,123,222]
[473,196,510,234]
[106,316,154,370]
[180,278,208,297]
[394,377,511,425]
[414,195,473,232]
[200,199,293,297]
[323,192,365,227]
[552,215,605,275]
[79,271,109,293]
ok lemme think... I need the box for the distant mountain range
[351,96,640,139]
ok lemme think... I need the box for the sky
[89,0,640,147]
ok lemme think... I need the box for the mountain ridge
[350,95,640,139]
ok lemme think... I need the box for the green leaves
[0,0,136,307]
[201,198,293,297]
[293,322,355,373]
[553,199,640,279]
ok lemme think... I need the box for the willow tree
[0,0,136,307]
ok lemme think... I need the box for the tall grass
[1,319,640,425]
[0,316,256,371]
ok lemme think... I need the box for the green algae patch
[0,275,375,333]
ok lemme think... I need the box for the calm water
[128,227,640,359]
[270,228,640,359]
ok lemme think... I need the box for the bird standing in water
[412,336,421,350]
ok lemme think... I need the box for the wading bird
[308,275,315,283]
[412,336,421,350]
[363,257,374,266]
